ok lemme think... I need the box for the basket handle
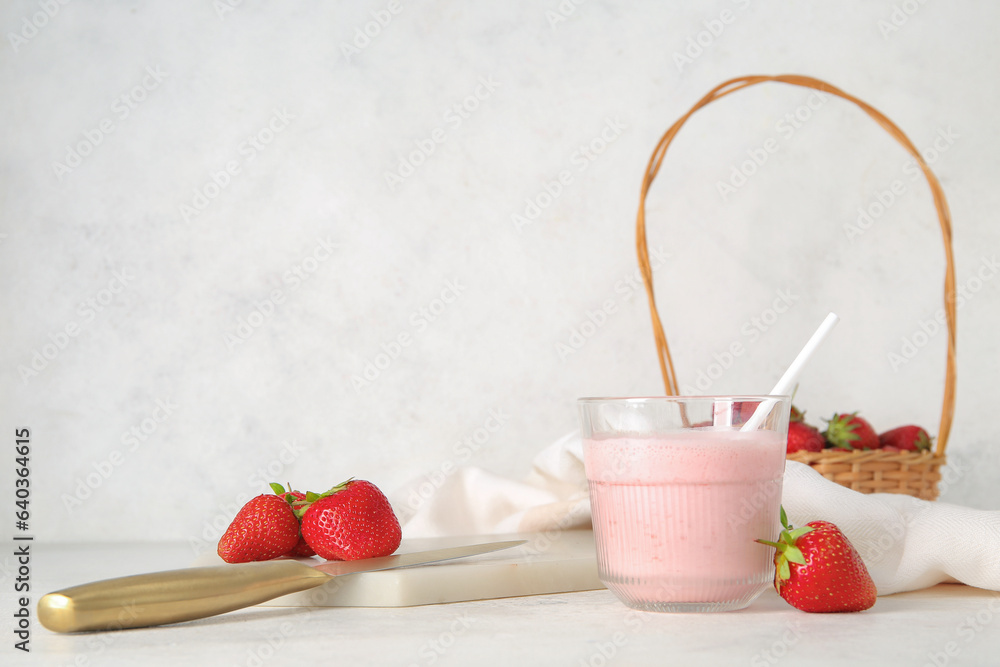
[635,74,956,456]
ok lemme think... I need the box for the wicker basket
[635,75,956,500]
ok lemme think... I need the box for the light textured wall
[2,0,998,544]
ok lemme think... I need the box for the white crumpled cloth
[391,432,1000,596]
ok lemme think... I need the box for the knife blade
[38,539,525,633]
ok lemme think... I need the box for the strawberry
[758,507,876,613]
[732,401,760,424]
[218,494,300,564]
[298,479,402,561]
[822,412,879,450]
[270,483,316,558]
[786,421,825,453]
[878,425,932,452]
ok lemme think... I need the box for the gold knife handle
[37,560,330,633]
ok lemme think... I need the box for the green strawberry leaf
[784,544,807,566]
[787,527,814,541]
[761,506,814,583]
[322,478,354,495]
[824,414,863,448]
[916,431,933,451]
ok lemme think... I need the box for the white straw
[740,312,840,431]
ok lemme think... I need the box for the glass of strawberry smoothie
[578,396,790,612]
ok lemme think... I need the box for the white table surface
[17,542,1000,666]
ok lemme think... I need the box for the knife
[38,539,525,633]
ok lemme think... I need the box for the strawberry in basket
[878,425,933,452]
[786,406,825,454]
[823,412,879,450]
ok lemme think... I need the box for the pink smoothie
[584,429,785,611]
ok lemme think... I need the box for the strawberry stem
[823,413,861,449]
[319,478,354,496]
[759,505,813,583]
[289,478,355,519]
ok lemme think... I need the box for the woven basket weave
[635,75,956,500]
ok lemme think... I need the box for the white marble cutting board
[195,530,602,607]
